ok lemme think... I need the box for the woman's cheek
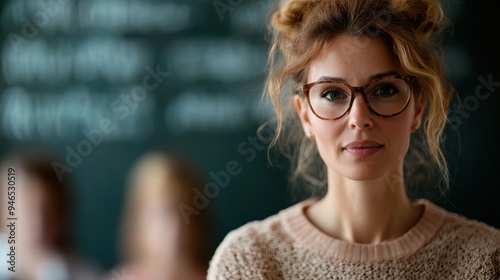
[312,121,343,161]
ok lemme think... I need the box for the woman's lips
[343,140,384,157]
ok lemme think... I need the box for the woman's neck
[306,169,424,244]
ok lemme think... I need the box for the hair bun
[392,0,446,39]
[271,0,317,36]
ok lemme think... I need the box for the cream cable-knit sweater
[208,199,500,279]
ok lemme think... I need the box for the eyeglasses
[301,75,414,120]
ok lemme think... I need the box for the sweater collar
[280,199,445,262]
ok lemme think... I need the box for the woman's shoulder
[207,200,309,279]
[429,201,500,251]
[214,201,304,252]
[421,202,499,277]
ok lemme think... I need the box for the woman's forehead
[308,35,402,84]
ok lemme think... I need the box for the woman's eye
[373,85,399,97]
[322,89,348,101]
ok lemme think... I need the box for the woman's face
[295,35,424,181]
[18,178,59,251]
[135,175,182,260]
[138,199,180,258]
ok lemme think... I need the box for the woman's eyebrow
[368,71,402,80]
[317,76,346,83]
[316,71,402,83]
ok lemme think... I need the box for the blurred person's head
[120,152,213,273]
[0,152,73,254]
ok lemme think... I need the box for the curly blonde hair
[263,0,452,196]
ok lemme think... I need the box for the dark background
[0,0,498,271]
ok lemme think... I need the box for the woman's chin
[335,167,391,182]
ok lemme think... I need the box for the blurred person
[0,153,104,280]
[112,152,214,280]
[208,0,500,279]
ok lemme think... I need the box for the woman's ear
[294,95,314,138]
[412,94,426,130]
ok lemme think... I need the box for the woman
[0,153,104,280]
[208,0,500,278]
[113,152,214,280]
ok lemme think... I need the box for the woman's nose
[348,93,373,130]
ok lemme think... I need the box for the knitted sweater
[208,199,500,279]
